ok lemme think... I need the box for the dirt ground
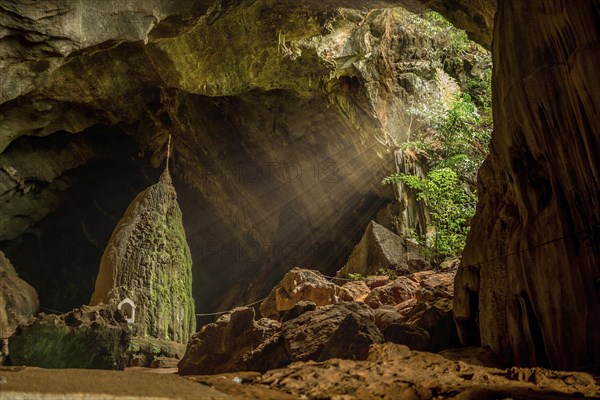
[1,344,599,400]
[0,366,261,400]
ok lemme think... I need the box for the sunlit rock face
[454,0,600,371]
[0,1,489,315]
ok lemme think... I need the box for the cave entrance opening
[380,11,493,266]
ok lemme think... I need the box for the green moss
[96,176,195,344]
[9,313,130,370]
[146,0,329,97]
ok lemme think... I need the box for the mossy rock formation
[90,171,195,343]
[9,305,130,370]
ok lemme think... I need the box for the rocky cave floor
[1,349,599,400]
[2,268,599,400]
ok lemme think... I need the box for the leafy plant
[405,11,473,58]
[347,273,365,281]
[383,69,491,257]
[376,267,398,279]
[381,172,403,186]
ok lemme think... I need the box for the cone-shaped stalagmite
[90,163,195,343]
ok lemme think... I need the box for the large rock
[263,268,458,358]
[454,0,600,370]
[9,305,130,369]
[281,302,383,362]
[367,270,456,351]
[0,251,38,338]
[411,270,455,302]
[339,280,371,302]
[405,298,458,352]
[0,250,38,364]
[381,322,430,351]
[337,221,430,279]
[128,337,187,368]
[364,277,419,309]
[177,307,282,375]
[280,301,318,323]
[90,170,195,343]
[260,268,344,320]
[181,300,388,375]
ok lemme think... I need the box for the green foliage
[347,272,365,281]
[407,11,472,58]
[382,69,491,257]
[347,268,398,282]
[423,12,471,55]
[381,172,403,186]
[399,140,431,153]
[399,168,476,256]
[376,267,398,279]
[467,69,493,110]
[422,72,491,166]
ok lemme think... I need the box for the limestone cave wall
[454,0,600,371]
[1,1,485,315]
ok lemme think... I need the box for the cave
[1,0,598,398]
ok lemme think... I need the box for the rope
[195,296,268,317]
[323,275,354,282]
[40,306,65,314]
[194,274,356,317]
[38,226,599,319]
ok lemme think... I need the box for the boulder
[128,337,187,368]
[404,299,459,352]
[364,278,420,309]
[281,302,383,362]
[336,221,430,278]
[395,298,418,317]
[260,268,344,320]
[0,251,38,364]
[339,281,371,302]
[410,270,454,302]
[9,305,130,369]
[365,275,393,289]
[281,301,317,323]
[178,307,281,375]
[244,332,292,373]
[365,269,457,351]
[382,323,430,351]
[373,307,430,350]
[373,306,405,331]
